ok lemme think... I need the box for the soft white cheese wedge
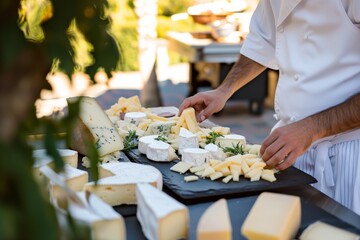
[51,164,88,202]
[56,191,126,240]
[300,221,360,240]
[138,135,159,154]
[215,134,246,149]
[136,183,189,240]
[178,127,199,155]
[124,112,147,126]
[67,96,124,157]
[146,141,178,162]
[182,148,210,166]
[204,143,227,160]
[84,162,163,206]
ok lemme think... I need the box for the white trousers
[294,128,360,216]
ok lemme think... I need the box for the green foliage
[157,0,193,17]
[123,130,138,151]
[222,143,245,156]
[154,135,169,143]
[206,131,224,144]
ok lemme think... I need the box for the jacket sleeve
[240,0,278,70]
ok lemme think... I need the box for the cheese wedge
[146,141,178,162]
[300,221,360,240]
[144,121,177,137]
[205,143,227,160]
[197,199,232,240]
[215,134,246,149]
[182,148,210,166]
[136,183,189,240]
[124,112,147,126]
[178,127,199,155]
[55,191,126,240]
[67,96,124,157]
[241,192,301,240]
[138,135,159,154]
[85,162,163,206]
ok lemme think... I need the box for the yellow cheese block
[197,198,232,240]
[300,221,360,240]
[241,192,301,240]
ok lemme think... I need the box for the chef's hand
[260,119,315,170]
[179,89,227,122]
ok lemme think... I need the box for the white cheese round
[33,149,78,168]
[138,135,159,154]
[124,112,147,126]
[204,143,227,160]
[146,141,177,162]
[182,148,210,166]
[215,134,246,149]
[178,127,199,155]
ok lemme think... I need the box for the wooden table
[167,31,268,115]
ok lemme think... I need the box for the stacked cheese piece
[171,153,277,183]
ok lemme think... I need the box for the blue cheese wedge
[178,127,199,155]
[144,121,177,137]
[146,141,178,162]
[136,183,189,240]
[67,96,124,157]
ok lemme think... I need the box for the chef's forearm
[306,92,360,141]
[217,54,267,99]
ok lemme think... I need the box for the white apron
[240,0,360,214]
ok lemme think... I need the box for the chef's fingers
[179,94,203,115]
[275,151,297,170]
[263,145,289,168]
[260,133,280,157]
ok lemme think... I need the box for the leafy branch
[123,130,138,151]
[222,143,245,156]
[154,135,169,143]
[205,131,224,144]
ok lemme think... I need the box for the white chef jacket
[240,0,360,215]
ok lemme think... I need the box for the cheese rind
[33,149,78,168]
[178,127,199,155]
[182,148,210,166]
[138,135,159,154]
[146,141,178,162]
[241,192,301,240]
[85,162,163,206]
[299,221,360,240]
[136,183,189,240]
[197,199,232,240]
[67,96,124,156]
[204,143,227,160]
[124,112,147,126]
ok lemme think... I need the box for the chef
[179,0,360,215]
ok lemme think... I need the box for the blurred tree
[0,0,120,239]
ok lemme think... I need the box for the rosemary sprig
[123,130,138,151]
[205,131,224,144]
[155,135,169,143]
[222,143,245,156]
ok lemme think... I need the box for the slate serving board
[123,195,360,240]
[126,149,317,204]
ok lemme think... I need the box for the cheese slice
[241,192,301,240]
[56,191,126,240]
[85,162,163,206]
[197,198,232,240]
[144,121,177,137]
[182,148,210,166]
[51,164,88,202]
[136,183,189,240]
[215,134,246,149]
[170,161,193,174]
[124,112,147,126]
[67,96,124,157]
[205,143,227,160]
[300,221,360,240]
[138,135,159,154]
[178,127,199,155]
[181,107,200,133]
[146,141,178,162]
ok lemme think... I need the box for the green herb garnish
[155,135,169,143]
[123,130,138,151]
[205,131,224,144]
[222,143,245,156]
